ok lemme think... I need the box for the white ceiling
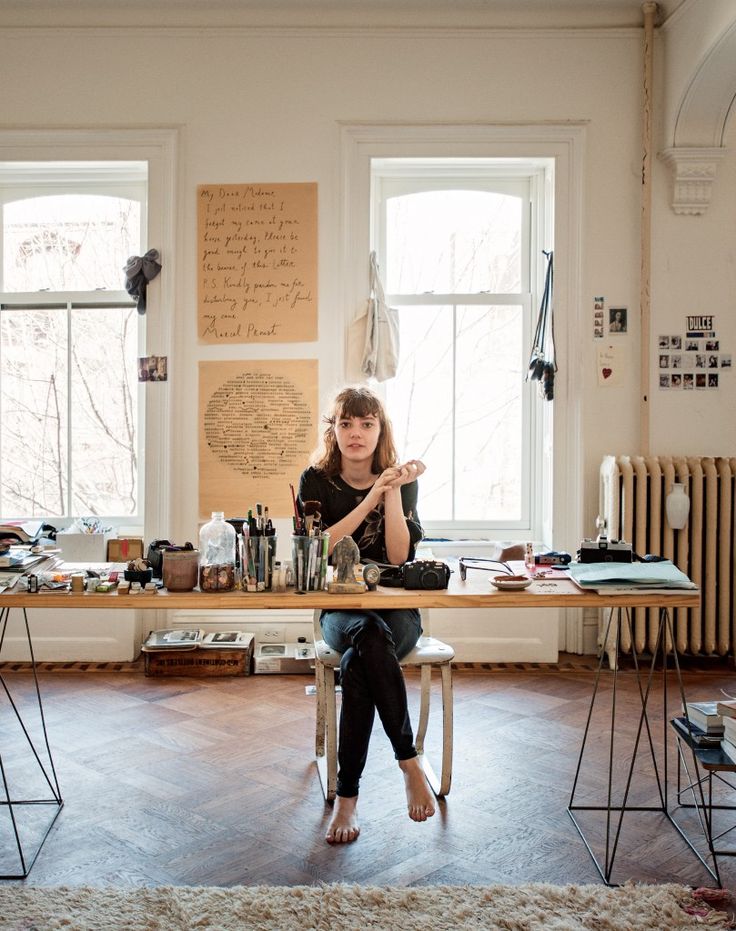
[0,0,689,29]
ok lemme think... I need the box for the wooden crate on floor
[143,642,253,677]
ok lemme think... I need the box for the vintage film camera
[577,516,633,564]
[402,559,451,590]
[578,535,633,564]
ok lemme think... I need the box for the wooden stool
[312,609,454,801]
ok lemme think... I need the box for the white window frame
[0,161,148,522]
[0,129,177,541]
[338,122,585,558]
[371,159,546,539]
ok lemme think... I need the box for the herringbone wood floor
[2,658,736,890]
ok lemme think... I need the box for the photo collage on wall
[658,315,731,390]
[593,296,627,339]
[594,296,629,387]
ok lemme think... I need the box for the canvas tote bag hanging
[348,251,400,382]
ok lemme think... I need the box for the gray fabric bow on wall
[124,248,162,315]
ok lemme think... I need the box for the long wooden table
[0,570,703,883]
[0,570,702,610]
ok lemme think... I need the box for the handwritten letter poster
[198,359,318,519]
[197,183,318,344]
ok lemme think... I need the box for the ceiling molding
[659,146,726,215]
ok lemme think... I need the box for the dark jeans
[320,609,422,798]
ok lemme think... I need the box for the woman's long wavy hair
[311,386,398,478]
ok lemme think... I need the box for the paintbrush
[302,500,321,536]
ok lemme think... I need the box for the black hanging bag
[526,251,556,401]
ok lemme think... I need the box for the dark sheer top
[298,466,423,565]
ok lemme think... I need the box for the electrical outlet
[262,627,285,643]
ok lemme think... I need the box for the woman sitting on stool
[298,385,435,844]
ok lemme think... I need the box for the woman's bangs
[336,393,380,422]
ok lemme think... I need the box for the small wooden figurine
[328,535,364,593]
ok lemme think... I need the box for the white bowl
[490,575,532,591]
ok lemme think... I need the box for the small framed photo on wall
[609,307,627,334]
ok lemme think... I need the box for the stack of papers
[142,628,204,650]
[568,560,697,593]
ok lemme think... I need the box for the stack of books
[718,700,736,763]
[142,628,204,651]
[673,700,725,747]
[142,628,253,651]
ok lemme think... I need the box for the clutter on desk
[403,559,451,590]
[535,551,572,566]
[363,559,451,590]
[292,531,329,592]
[230,502,278,591]
[57,518,113,562]
[162,547,200,592]
[106,537,144,562]
[577,515,633,564]
[578,536,633,564]
[0,547,50,571]
[199,511,237,592]
[124,557,154,585]
[0,519,55,546]
[567,560,697,591]
[490,575,533,591]
[146,539,196,578]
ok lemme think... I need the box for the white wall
[0,10,733,658]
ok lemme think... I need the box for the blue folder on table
[568,560,697,590]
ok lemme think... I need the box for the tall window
[0,162,147,520]
[372,158,551,538]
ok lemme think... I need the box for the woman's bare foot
[399,757,436,822]
[325,795,360,844]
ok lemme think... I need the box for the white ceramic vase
[665,482,690,530]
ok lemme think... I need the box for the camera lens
[421,569,440,589]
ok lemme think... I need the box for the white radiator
[600,455,736,656]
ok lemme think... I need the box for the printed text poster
[199,360,318,518]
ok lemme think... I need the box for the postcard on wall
[198,359,318,519]
[138,355,168,381]
[197,183,318,344]
[597,344,625,387]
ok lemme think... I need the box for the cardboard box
[144,638,254,678]
[57,531,113,563]
[253,642,315,675]
[106,537,144,562]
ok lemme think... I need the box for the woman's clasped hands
[369,459,426,502]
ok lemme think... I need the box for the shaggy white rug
[0,881,730,931]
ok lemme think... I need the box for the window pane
[386,304,524,523]
[3,194,141,292]
[386,305,453,519]
[455,305,523,521]
[70,306,139,515]
[0,305,139,517]
[385,190,522,294]
[0,308,69,517]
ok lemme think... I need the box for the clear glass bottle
[198,511,236,592]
